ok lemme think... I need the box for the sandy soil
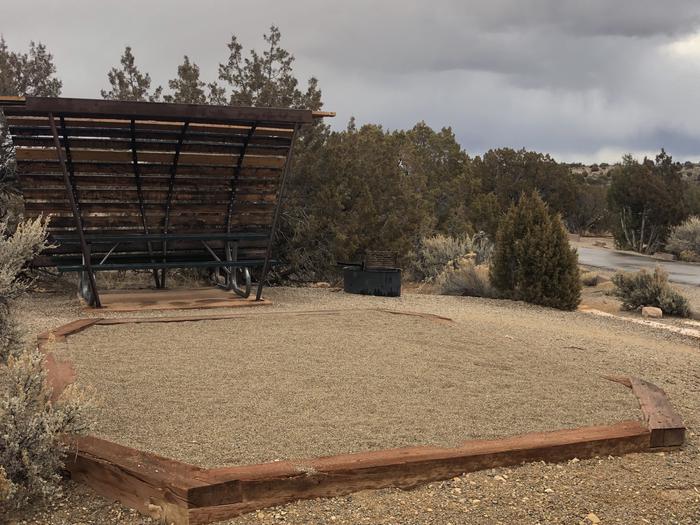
[64,309,638,467]
[7,284,700,524]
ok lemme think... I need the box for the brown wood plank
[4,96,313,125]
[25,201,274,214]
[12,136,288,156]
[17,161,284,177]
[64,435,205,524]
[5,115,298,136]
[37,317,103,343]
[16,148,287,168]
[187,420,650,522]
[629,377,685,447]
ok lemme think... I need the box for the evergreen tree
[101,46,162,101]
[218,25,322,110]
[607,150,688,253]
[0,37,62,220]
[471,148,582,231]
[164,56,208,104]
[0,37,62,97]
[490,192,581,310]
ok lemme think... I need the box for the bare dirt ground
[6,283,700,524]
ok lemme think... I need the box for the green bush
[436,255,495,298]
[611,267,691,317]
[490,192,581,310]
[666,216,700,260]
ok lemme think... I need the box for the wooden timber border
[40,312,685,525]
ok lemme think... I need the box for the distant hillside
[563,162,700,185]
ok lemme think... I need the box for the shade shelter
[0,96,330,307]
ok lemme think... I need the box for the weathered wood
[59,419,651,525]
[64,435,206,524]
[16,148,287,168]
[37,317,103,343]
[4,96,314,125]
[629,377,685,447]
[189,421,649,515]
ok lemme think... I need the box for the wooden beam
[61,421,650,525]
[629,377,685,447]
[5,97,315,125]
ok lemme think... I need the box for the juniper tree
[607,150,688,253]
[490,191,581,310]
[101,46,162,101]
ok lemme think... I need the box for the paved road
[577,246,700,286]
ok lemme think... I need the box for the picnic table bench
[0,96,330,306]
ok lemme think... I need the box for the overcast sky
[4,0,700,163]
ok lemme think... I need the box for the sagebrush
[412,232,493,282]
[0,348,90,509]
[0,217,50,364]
[666,216,700,260]
[581,271,599,287]
[611,267,691,317]
[435,255,495,298]
[0,216,90,510]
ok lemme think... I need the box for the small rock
[314,281,331,288]
[641,306,663,318]
[544,488,554,493]
[586,512,601,524]
[494,475,506,482]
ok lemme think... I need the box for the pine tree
[164,55,210,104]
[0,37,62,220]
[0,37,62,97]
[101,46,162,101]
[217,26,322,110]
[490,191,581,310]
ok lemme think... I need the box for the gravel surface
[7,283,700,524]
[64,309,638,467]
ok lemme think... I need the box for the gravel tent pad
[64,308,640,468]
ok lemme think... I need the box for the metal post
[130,119,161,288]
[49,113,101,307]
[161,121,189,288]
[255,125,299,301]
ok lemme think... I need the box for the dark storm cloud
[3,0,700,161]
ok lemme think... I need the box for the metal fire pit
[338,251,401,297]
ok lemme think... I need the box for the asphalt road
[577,246,700,286]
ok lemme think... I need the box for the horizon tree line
[1,29,700,277]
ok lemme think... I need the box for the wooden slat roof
[0,96,328,126]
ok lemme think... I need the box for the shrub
[666,216,700,260]
[0,348,90,509]
[0,217,50,363]
[0,216,90,510]
[611,267,691,317]
[490,192,581,310]
[411,234,474,282]
[581,271,599,287]
[411,232,493,282]
[436,255,496,298]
